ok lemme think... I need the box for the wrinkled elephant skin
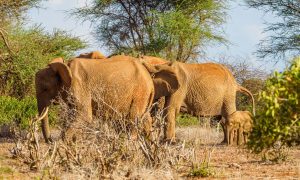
[35,55,180,143]
[141,56,255,143]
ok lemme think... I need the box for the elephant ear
[144,62,180,99]
[49,57,72,87]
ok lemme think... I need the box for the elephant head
[77,51,106,59]
[226,110,253,145]
[35,57,72,143]
[143,62,180,100]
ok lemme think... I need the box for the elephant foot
[220,139,228,145]
[163,138,177,145]
[45,136,54,144]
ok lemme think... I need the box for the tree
[0,0,86,98]
[0,0,40,18]
[0,0,42,53]
[245,0,300,59]
[0,27,86,98]
[0,0,41,29]
[0,0,86,129]
[73,0,227,62]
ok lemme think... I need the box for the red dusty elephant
[35,55,180,143]
[141,56,255,143]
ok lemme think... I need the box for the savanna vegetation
[248,57,300,159]
[0,0,299,179]
[0,0,85,128]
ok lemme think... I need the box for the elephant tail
[237,86,256,116]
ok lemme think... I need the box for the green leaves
[73,0,227,61]
[0,96,57,129]
[248,57,300,156]
[0,1,86,131]
[0,25,86,98]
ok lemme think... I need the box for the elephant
[76,51,106,59]
[226,110,253,145]
[35,55,180,143]
[141,56,255,143]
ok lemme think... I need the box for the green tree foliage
[0,0,41,24]
[248,57,300,155]
[73,0,227,62]
[0,96,57,128]
[0,0,86,98]
[0,0,86,128]
[245,0,300,59]
[0,0,42,54]
[0,26,86,98]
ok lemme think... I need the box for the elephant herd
[35,51,255,145]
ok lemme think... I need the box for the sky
[27,0,287,72]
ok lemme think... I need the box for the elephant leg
[151,97,165,116]
[237,127,244,145]
[226,125,231,145]
[76,92,93,122]
[221,95,237,144]
[63,91,92,143]
[163,95,184,142]
[243,132,249,144]
[164,107,176,142]
[127,92,152,139]
[229,128,238,145]
[232,129,239,145]
[143,112,153,138]
[220,117,227,144]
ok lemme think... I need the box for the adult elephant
[76,51,106,59]
[35,55,179,143]
[141,56,255,143]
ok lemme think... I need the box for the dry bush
[9,92,222,179]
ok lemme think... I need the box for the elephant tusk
[37,107,49,122]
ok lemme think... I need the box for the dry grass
[0,126,299,179]
[0,96,299,179]
[3,97,197,179]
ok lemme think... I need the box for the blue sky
[28,0,287,71]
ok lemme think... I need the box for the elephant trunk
[37,99,51,143]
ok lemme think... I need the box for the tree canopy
[73,0,228,62]
[245,0,300,60]
[0,0,86,98]
[0,0,41,25]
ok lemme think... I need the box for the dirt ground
[176,126,300,179]
[0,127,299,179]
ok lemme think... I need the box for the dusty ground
[176,126,300,179]
[0,127,299,179]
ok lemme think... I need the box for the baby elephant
[226,111,253,145]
